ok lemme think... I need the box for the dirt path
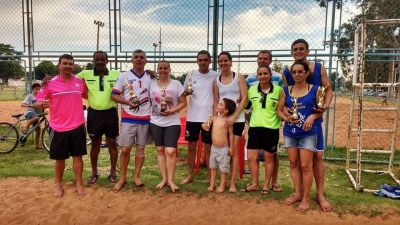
[0,177,399,225]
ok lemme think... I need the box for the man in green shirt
[78,51,120,184]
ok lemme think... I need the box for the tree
[34,61,58,80]
[315,0,342,8]
[84,63,94,70]
[316,0,400,85]
[171,73,187,85]
[335,0,400,83]
[73,64,83,75]
[0,43,21,60]
[330,72,338,91]
[0,61,24,85]
[0,43,23,85]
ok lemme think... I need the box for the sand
[0,177,399,225]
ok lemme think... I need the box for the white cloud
[223,4,326,50]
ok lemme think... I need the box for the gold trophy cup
[202,114,212,131]
[160,87,168,113]
[316,85,326,109]
[124,80,140,109]
[185,72,193,95]
[291,97,299,120]
[206,115,212,128]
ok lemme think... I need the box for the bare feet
[316,195,332,212]
[54,186,64,198]
[229,186,237,193]
[297,197,311,212]
[76,184,87,197]
[133,177,144,187]
[113,180,126,192]
[240,183,258,192]
[169,182,180,193]
[284,193,302,205]
[271,184,282,192]
[216,185,226,193]
[180,176,193,185]
[207,185,215,192]
[156,180,167,190]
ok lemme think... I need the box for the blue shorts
[284,135,317,151]
[316,122,324,151]
[25,111,37,120]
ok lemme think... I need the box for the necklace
[157,79,170,88]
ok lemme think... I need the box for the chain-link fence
[1,0,399,154]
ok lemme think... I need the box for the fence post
[26,0,33,93]
[212,0,219,71]
[325,0,337,150]
[113,0,118,70]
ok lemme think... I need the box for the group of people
[31,38,332,212]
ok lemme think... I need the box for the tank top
[283,62,323,124]
[216,72,245,122]
[283,85,318,137]
[283,62,322,86]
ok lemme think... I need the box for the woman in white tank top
[212,51,247,193]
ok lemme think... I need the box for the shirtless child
[202,98,236,193]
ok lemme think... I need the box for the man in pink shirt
[36,54,88,198]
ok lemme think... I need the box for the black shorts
[233,122,245,136]
[185,121,212,144]
[150,124,180,148]
[49,124,87,160]
[247,127,279,153]
[87,107,119,139]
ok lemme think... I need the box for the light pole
[152,42,158,71]
[94,20,105,50]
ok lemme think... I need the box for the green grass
[0,86,26,100]
[1,143,400,216]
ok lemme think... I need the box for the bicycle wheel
[0,122,19,154]
[41,125,51,153]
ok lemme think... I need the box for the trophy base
[160,105,167,113]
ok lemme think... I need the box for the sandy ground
[1,96,398,149]
[0,177,399,225]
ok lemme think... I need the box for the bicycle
[0,112,51,154]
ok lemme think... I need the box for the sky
[0,0,359,74]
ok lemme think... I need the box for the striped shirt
[112,70,152,125]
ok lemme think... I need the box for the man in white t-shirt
[181,50,218,184]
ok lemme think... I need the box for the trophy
[202,114,212,131]
[160,87,168,113]
[291,97,299,120]
[316,85,326,109]
[185,72,193,95]
[206,115,212,128]
[123,80,140,109]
